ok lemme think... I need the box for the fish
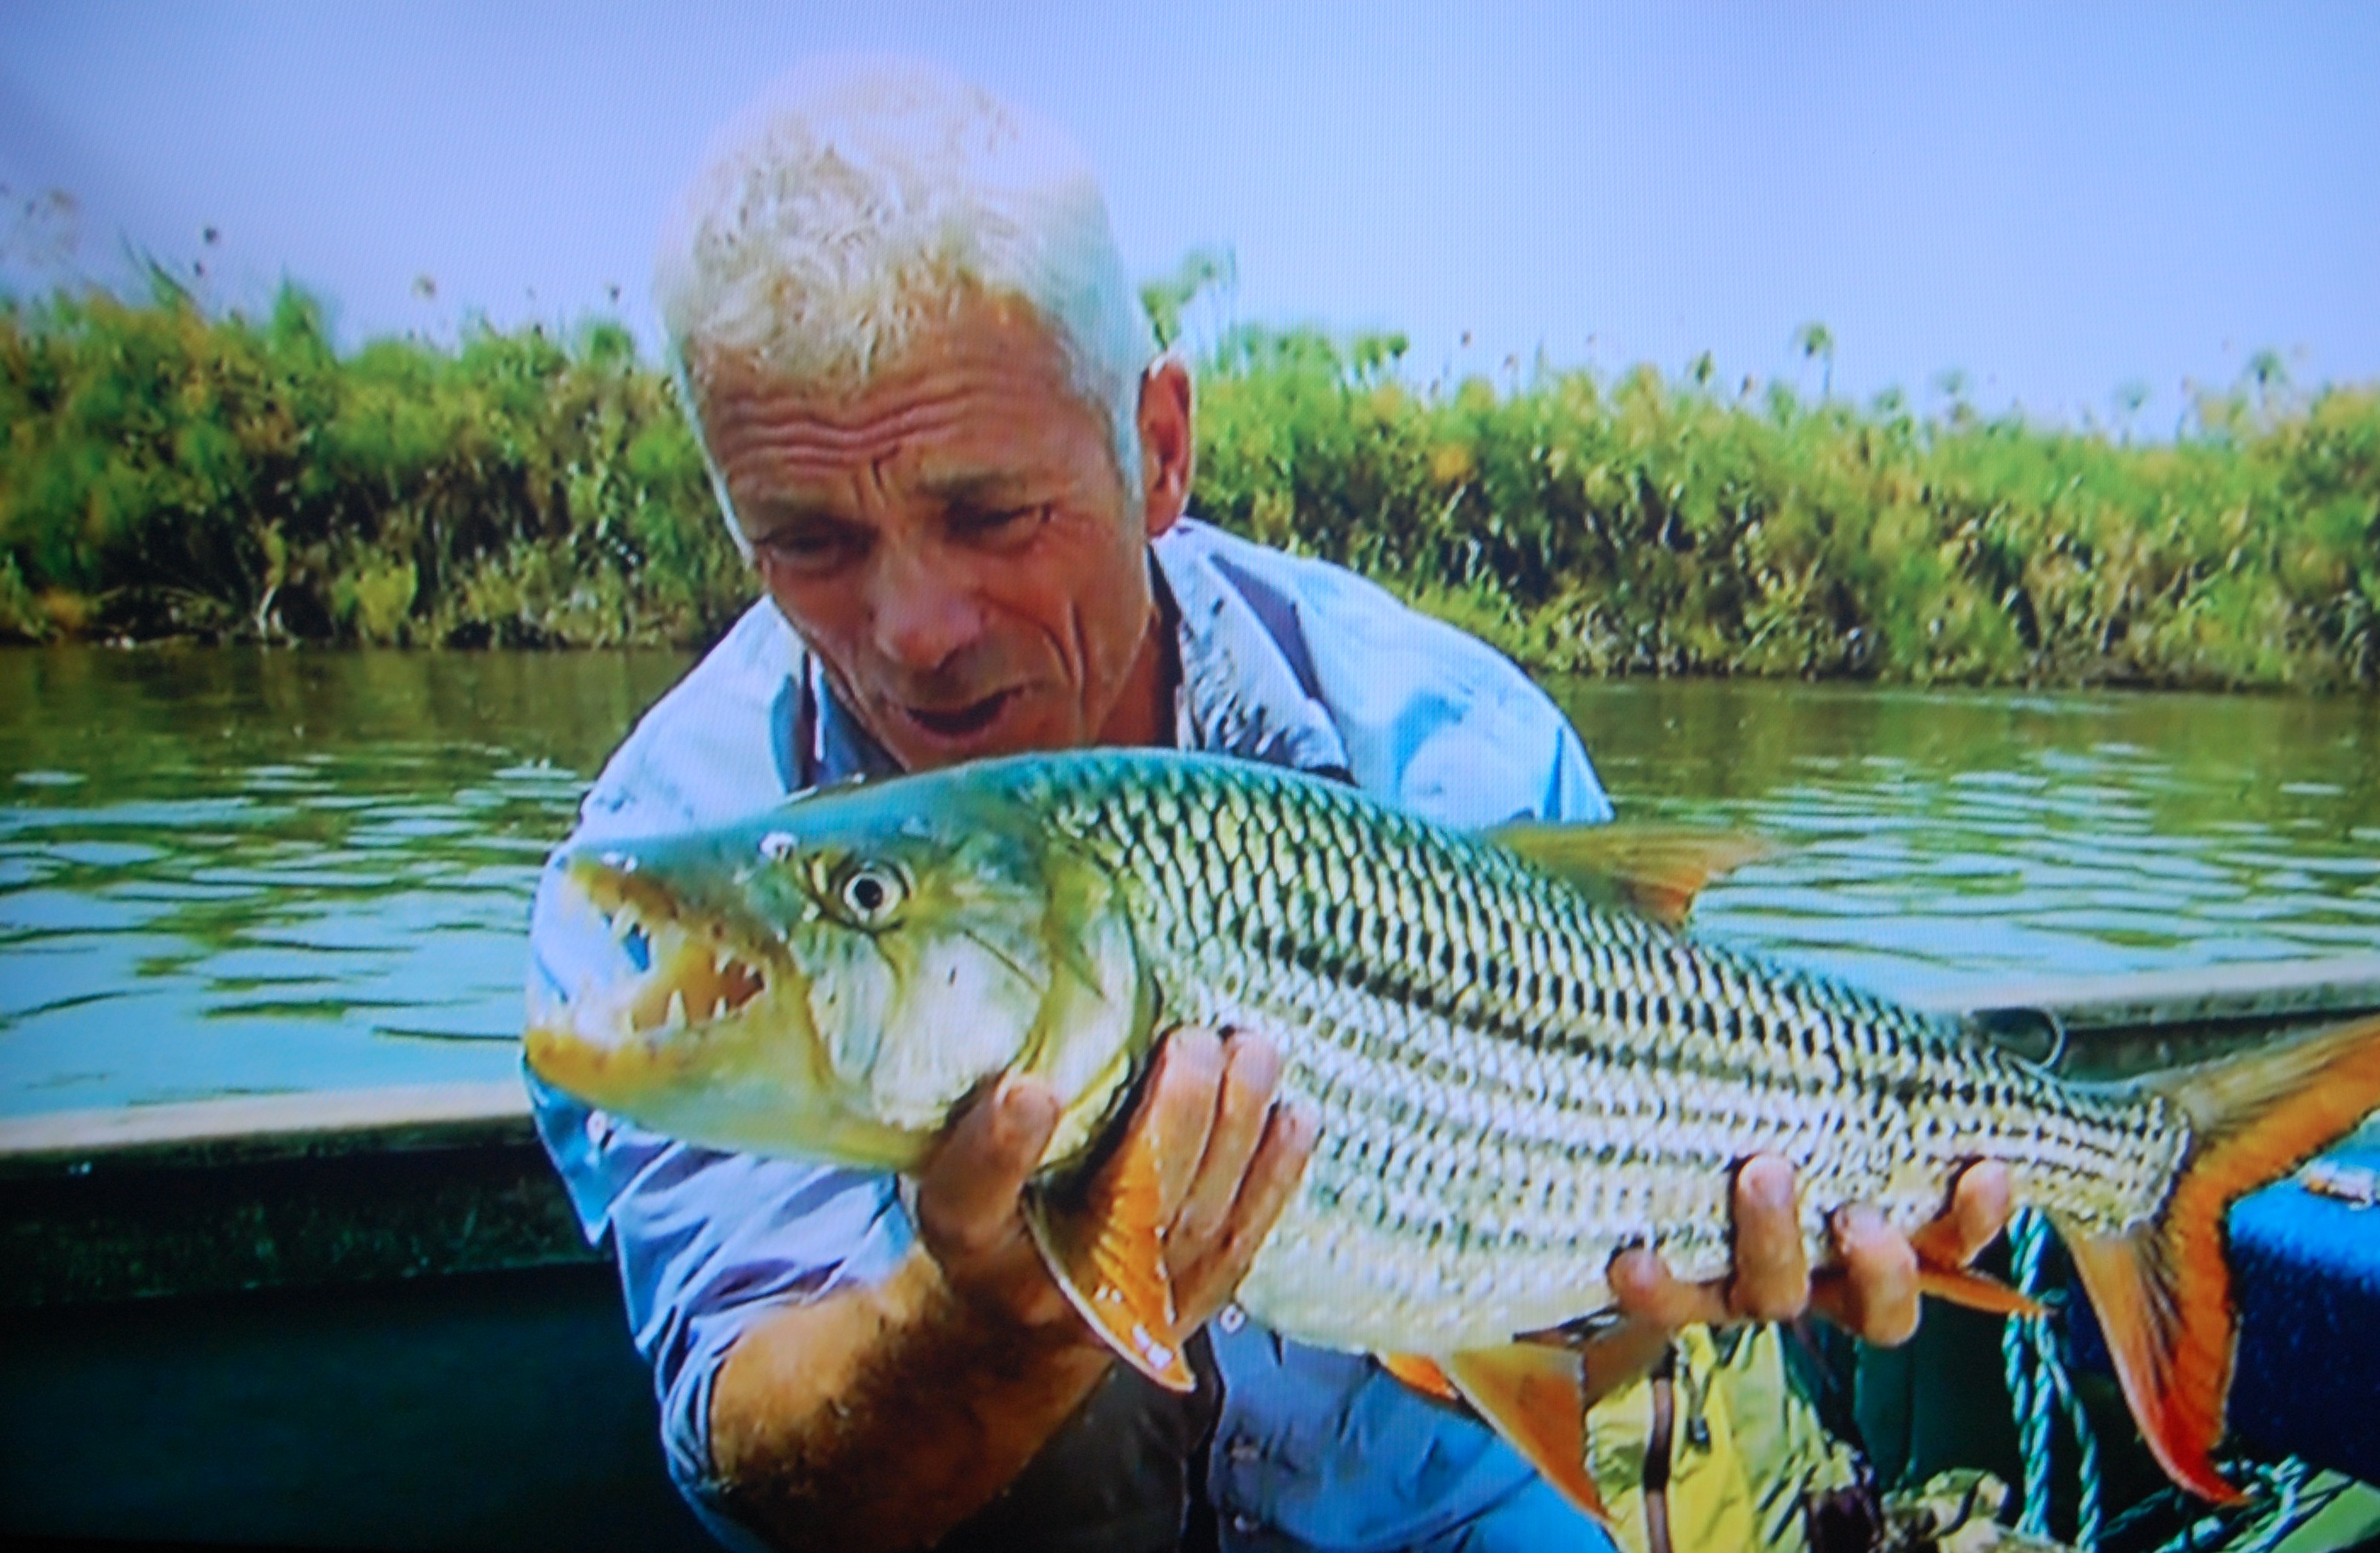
[523,748,2380,1519]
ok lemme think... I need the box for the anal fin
[1022,1122,1193,1394]
[1441,1344,1612,1528]
[1378,1351,1461,1404]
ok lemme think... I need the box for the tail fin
[2050,1013,2380,1503]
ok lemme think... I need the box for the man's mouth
[903,691,1013,739]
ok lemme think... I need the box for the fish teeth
[665,990,688,1031]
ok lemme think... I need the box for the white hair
[654,57,1158,550]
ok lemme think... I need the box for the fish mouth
[524,856,779,1100]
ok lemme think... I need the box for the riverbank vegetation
[3,274,2375,689]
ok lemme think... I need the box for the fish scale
[990,752,2194,1354]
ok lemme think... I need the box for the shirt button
[1229,1513,1260,1535]
[1218,1302,1246,1333]
[1225,1436,1260,1465]
[583,1110,612,1146]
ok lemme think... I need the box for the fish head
[524,773,1150,1173]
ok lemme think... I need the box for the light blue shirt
[526,518,1617,1553]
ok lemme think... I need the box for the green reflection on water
[0,646,693,1115]
[1555,677,2380,996]
[0,648,2375,1116]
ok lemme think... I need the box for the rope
[2141,1457,2323,1553]
[1996,1210,2337,1553]
[1999,1208,2103,1549]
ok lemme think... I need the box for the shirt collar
[1156,520,1351,778]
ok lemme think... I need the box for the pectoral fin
[1440,1344,1612,1528]
[1022,1122,1194,1394]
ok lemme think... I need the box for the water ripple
[1,650,2375,1115]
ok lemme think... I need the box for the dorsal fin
[1487,821,1775,928]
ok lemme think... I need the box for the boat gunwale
[5,955,2377,1173]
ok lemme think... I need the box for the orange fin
[2052,1012,2380,1504]
[1915,1263,2046,1319]
[1441,1344,1612,1527]
[1487,821,1774,928]
[1806,1259,2046,1319]
[1378,1352,1462,1403]
[1023,1123,1193,1394]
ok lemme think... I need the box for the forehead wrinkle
[719,385,979,465]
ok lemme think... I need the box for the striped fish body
[1011,752,2183,1355]
[526,747,2380,1504]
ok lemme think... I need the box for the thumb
[915,1075,1059,1262]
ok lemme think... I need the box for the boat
[4,956,2377,1551]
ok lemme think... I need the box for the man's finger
[1607,1245,1729,1332]
[1812,1203,1921,1346]
[915,1075,1059,1259]
[1726,1155,1811,1322]
[1139,1026,1226,1219]
[1909,1161,2015,1270]
[1171,1031,1282,1253]
[1174,1099,1316,1327]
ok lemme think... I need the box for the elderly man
[527,59,2009,1553]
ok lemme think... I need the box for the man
[526,58,2010,1553]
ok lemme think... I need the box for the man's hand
[913,1025,1317,1348]
[709,1026,1314,1551]
[1607,1155,2015,1350]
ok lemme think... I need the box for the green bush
[0,276,747,648]
[3,277,2375,689]
[1193,327,2380,690]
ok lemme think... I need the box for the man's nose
[867,547,983,673]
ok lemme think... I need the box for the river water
[2,647,2376,1117]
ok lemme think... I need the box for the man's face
[693,297,1183,772]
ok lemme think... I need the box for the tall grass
[3,275,2374,689]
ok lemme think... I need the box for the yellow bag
[1585,1326,1868,1553]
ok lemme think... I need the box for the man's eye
[755,527,861,570]
[957,505,1046,543]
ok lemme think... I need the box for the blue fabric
[525,517,1617,1551]
[2226,1150,2380,1484]
[2062,1122,2380,1487]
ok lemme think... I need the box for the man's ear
[1135,357,1194,540]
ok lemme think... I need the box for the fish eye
[836,862,907,925]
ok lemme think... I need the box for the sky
[2,2,2376,430]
